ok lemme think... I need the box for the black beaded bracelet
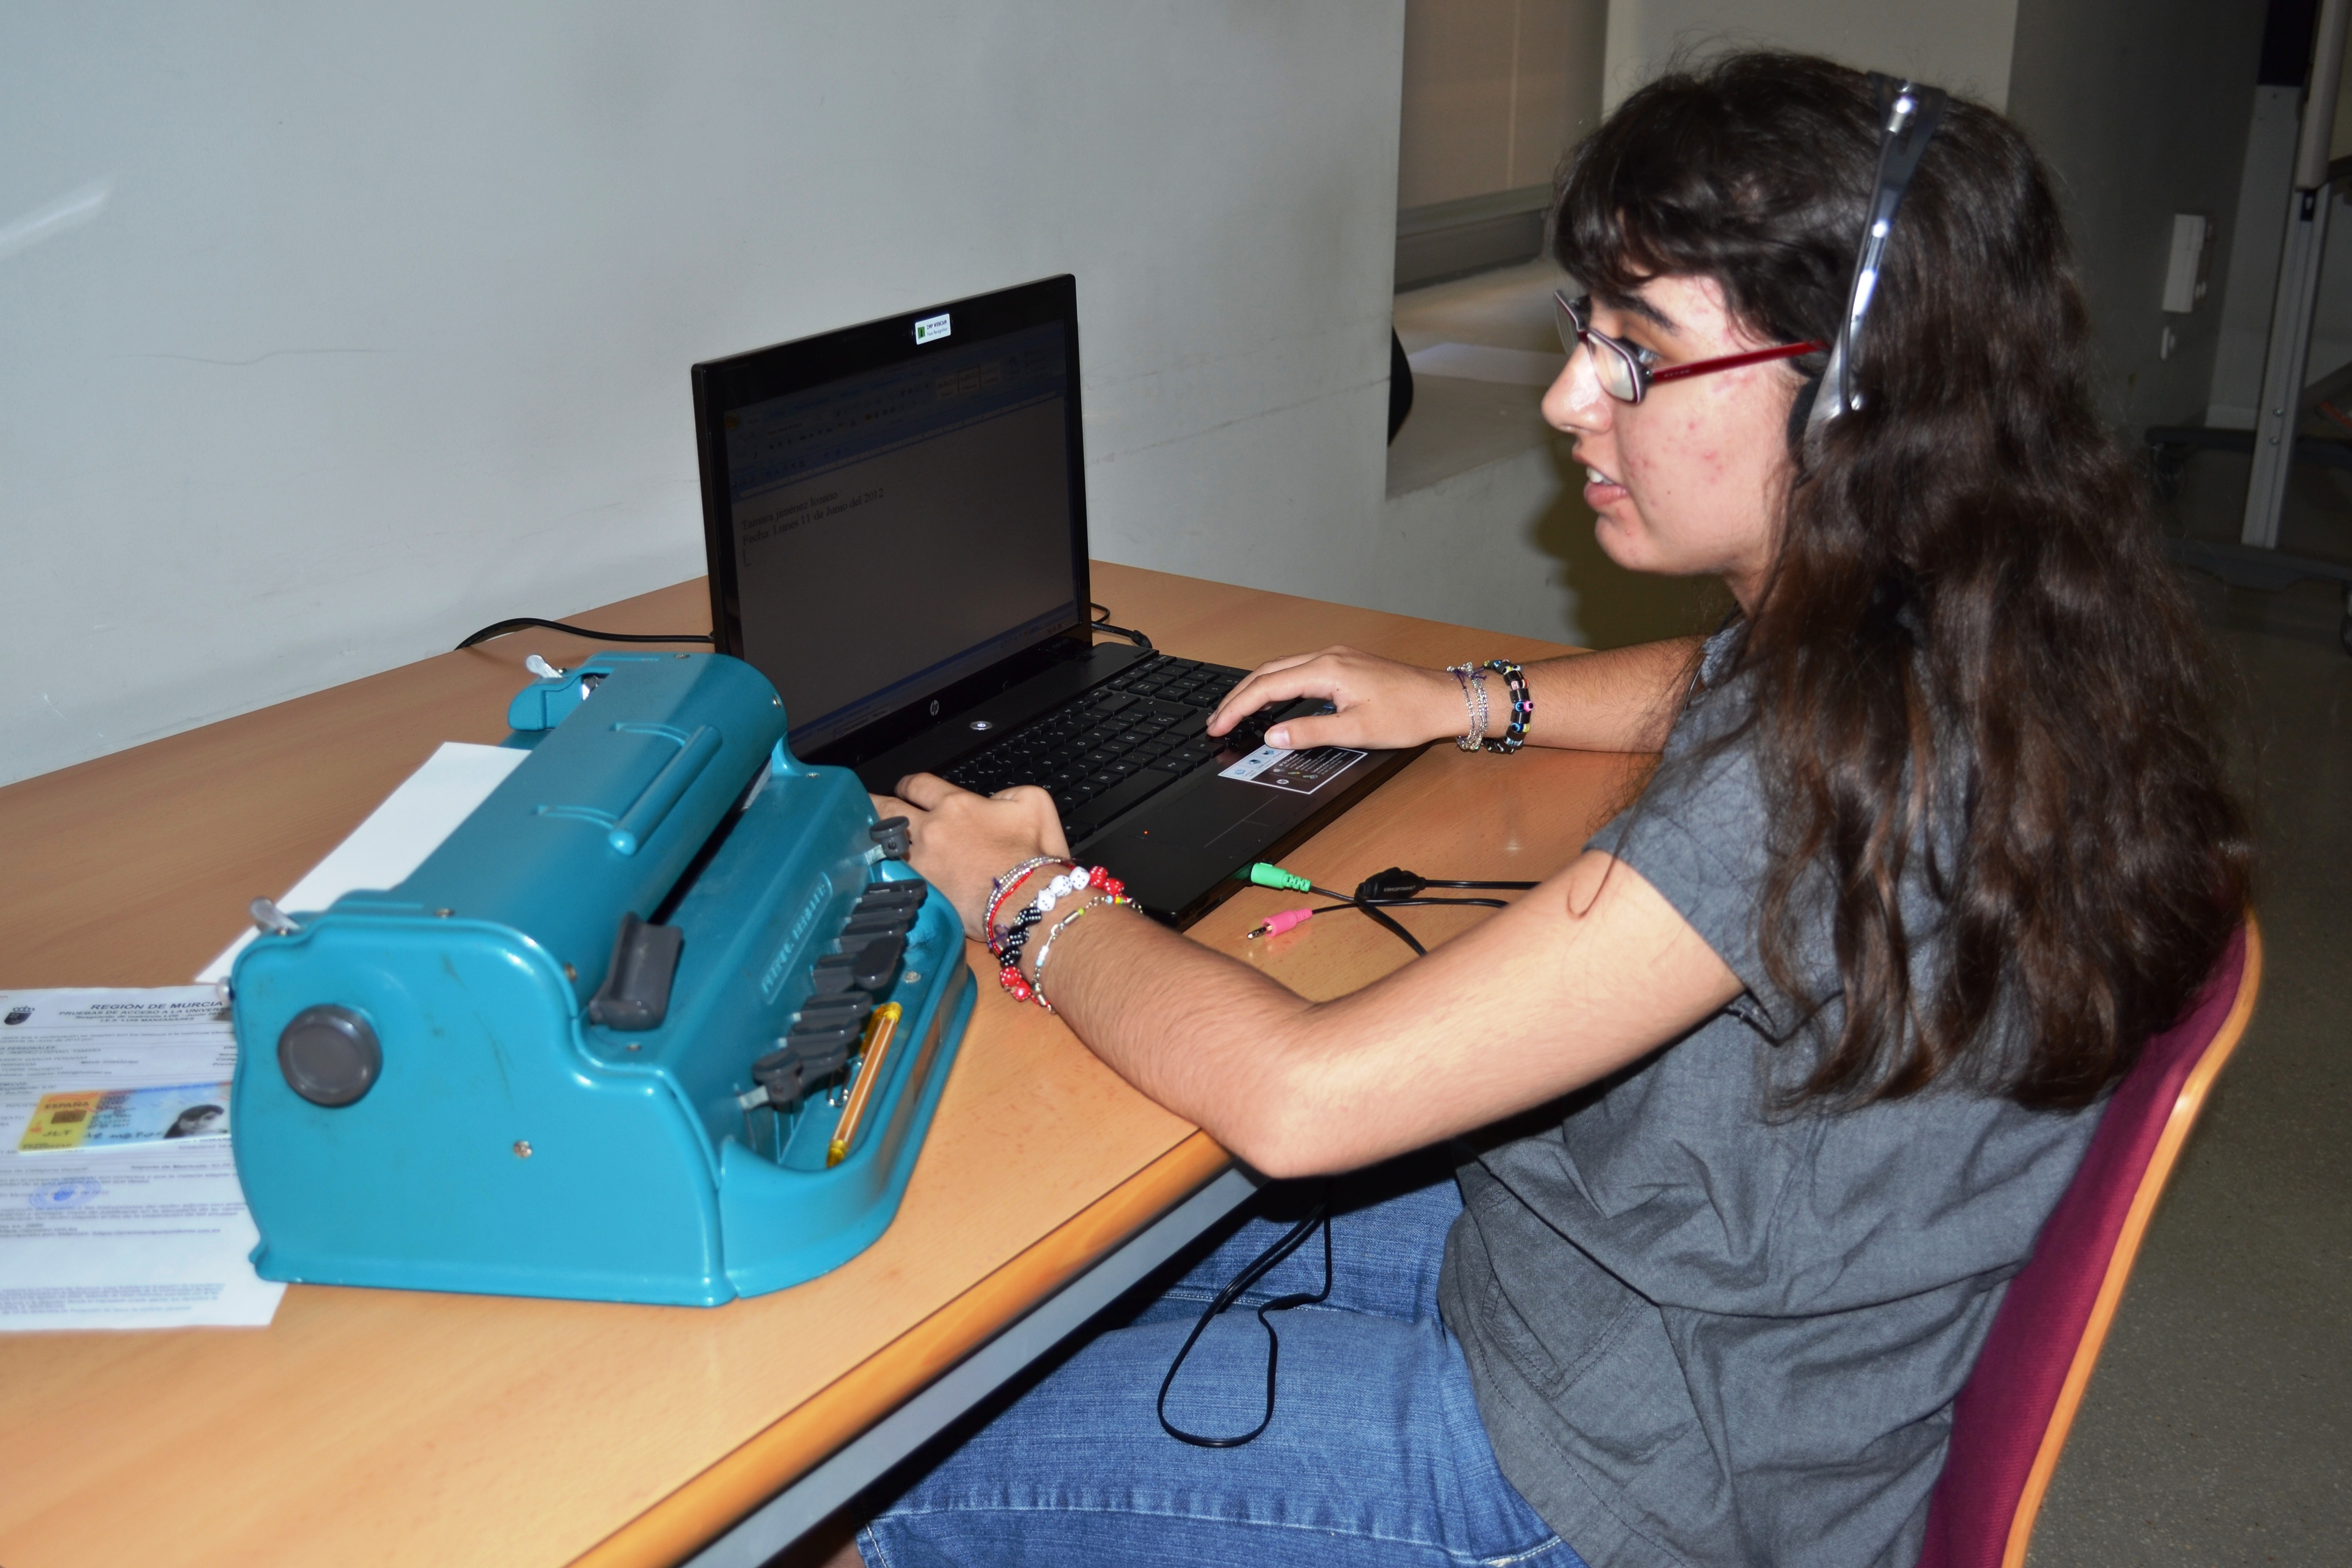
[1480,659,1532,752]
[993,901,1045,967]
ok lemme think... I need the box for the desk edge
[570,1130,1233,1568]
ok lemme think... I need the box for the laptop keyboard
[940,654,1284,833]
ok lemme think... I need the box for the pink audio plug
[1245,907,1317,940]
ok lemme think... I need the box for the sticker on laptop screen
[1217,745,1367,795]
[914,312,951,344]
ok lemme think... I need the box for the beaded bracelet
[1446,663,1490,752]
[1029,894,1137,1013]
[1479,659,1532,753]
[990,863,1130,1001]
[985,856,1066,938]
[993,900,1046,980]
[1029,864,1108,916]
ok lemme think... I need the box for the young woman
[854,53,2248,1568]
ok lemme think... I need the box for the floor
[2026,451,2352,1565]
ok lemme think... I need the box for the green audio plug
[1237,862,1313,893]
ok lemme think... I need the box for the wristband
[1479,659,1531,753]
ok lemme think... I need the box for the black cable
[1279,896,1512,958]
[454,617,714,651]
[1354,866,1534,901]
[1089,602,1154,652]
[1257,868,1541,957]
[1158,1200,1333,1448]
[1367,896,1512,910]
[1305,884,1426,956]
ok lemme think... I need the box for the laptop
[692,274,1420,926]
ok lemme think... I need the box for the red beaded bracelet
[992,864,1127,1000]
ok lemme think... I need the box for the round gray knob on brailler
[278,1004,382,1108]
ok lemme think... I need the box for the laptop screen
[694,277,1088,754]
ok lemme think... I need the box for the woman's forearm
[1006,848,1739,1179]
[1521,636,1702,752]
[1202,635,1704,759]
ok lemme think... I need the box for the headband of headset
[1805,73,1949,434]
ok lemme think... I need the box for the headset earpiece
[1787,372,1824,457]
[1808,74,1948,436]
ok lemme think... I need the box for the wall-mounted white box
[2163,213,2215,313]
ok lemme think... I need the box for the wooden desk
[0,564,1642,1568]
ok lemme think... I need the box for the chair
[1916,920,2263,1568]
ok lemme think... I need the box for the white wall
[1589,0,2272,433]
[1399,0,1606,209]
[2004,0,2270,430]
[1,3,1407,786]
[1601,0,2020,111]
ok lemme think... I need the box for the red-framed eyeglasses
[1554,291,1826,404]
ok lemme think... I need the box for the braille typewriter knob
[278,1004,382,1108]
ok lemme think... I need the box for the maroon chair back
[1915,923,2258,1568]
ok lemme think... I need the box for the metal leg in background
[2244,188,2334,549]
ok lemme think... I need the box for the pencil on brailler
[826,1002,902,1167]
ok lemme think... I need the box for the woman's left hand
[872,776,1070,941]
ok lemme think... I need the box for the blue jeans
[861,1161,1588,1568]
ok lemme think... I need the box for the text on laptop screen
[722,320,1076,751]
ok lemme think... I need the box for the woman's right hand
[1205,644,1469,753]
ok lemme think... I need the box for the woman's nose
[1542,343,1611,434]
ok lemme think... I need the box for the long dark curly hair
[1557,53,2250,1109]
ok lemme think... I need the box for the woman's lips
[1583,465,1628,508]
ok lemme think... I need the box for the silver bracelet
[1028,893,1134,1014]
[1447,663,1490,752]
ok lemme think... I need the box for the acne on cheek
[1625,411,1725,494]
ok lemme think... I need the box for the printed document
[0,988,285,1331]
[1,742,527,1331]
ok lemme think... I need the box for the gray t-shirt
[1439,634,2103,1566]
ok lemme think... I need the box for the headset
[1794,72,1949,444]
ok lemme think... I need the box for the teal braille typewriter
[228,651,973,1305]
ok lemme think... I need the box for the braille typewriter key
[847,934,905,992]
[843,909,913,942]
[779,1026,856,1075]
[855,881,928,912]
[795,992,875,1035]
[808,953,859,994]
[749,1034,847,1107]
